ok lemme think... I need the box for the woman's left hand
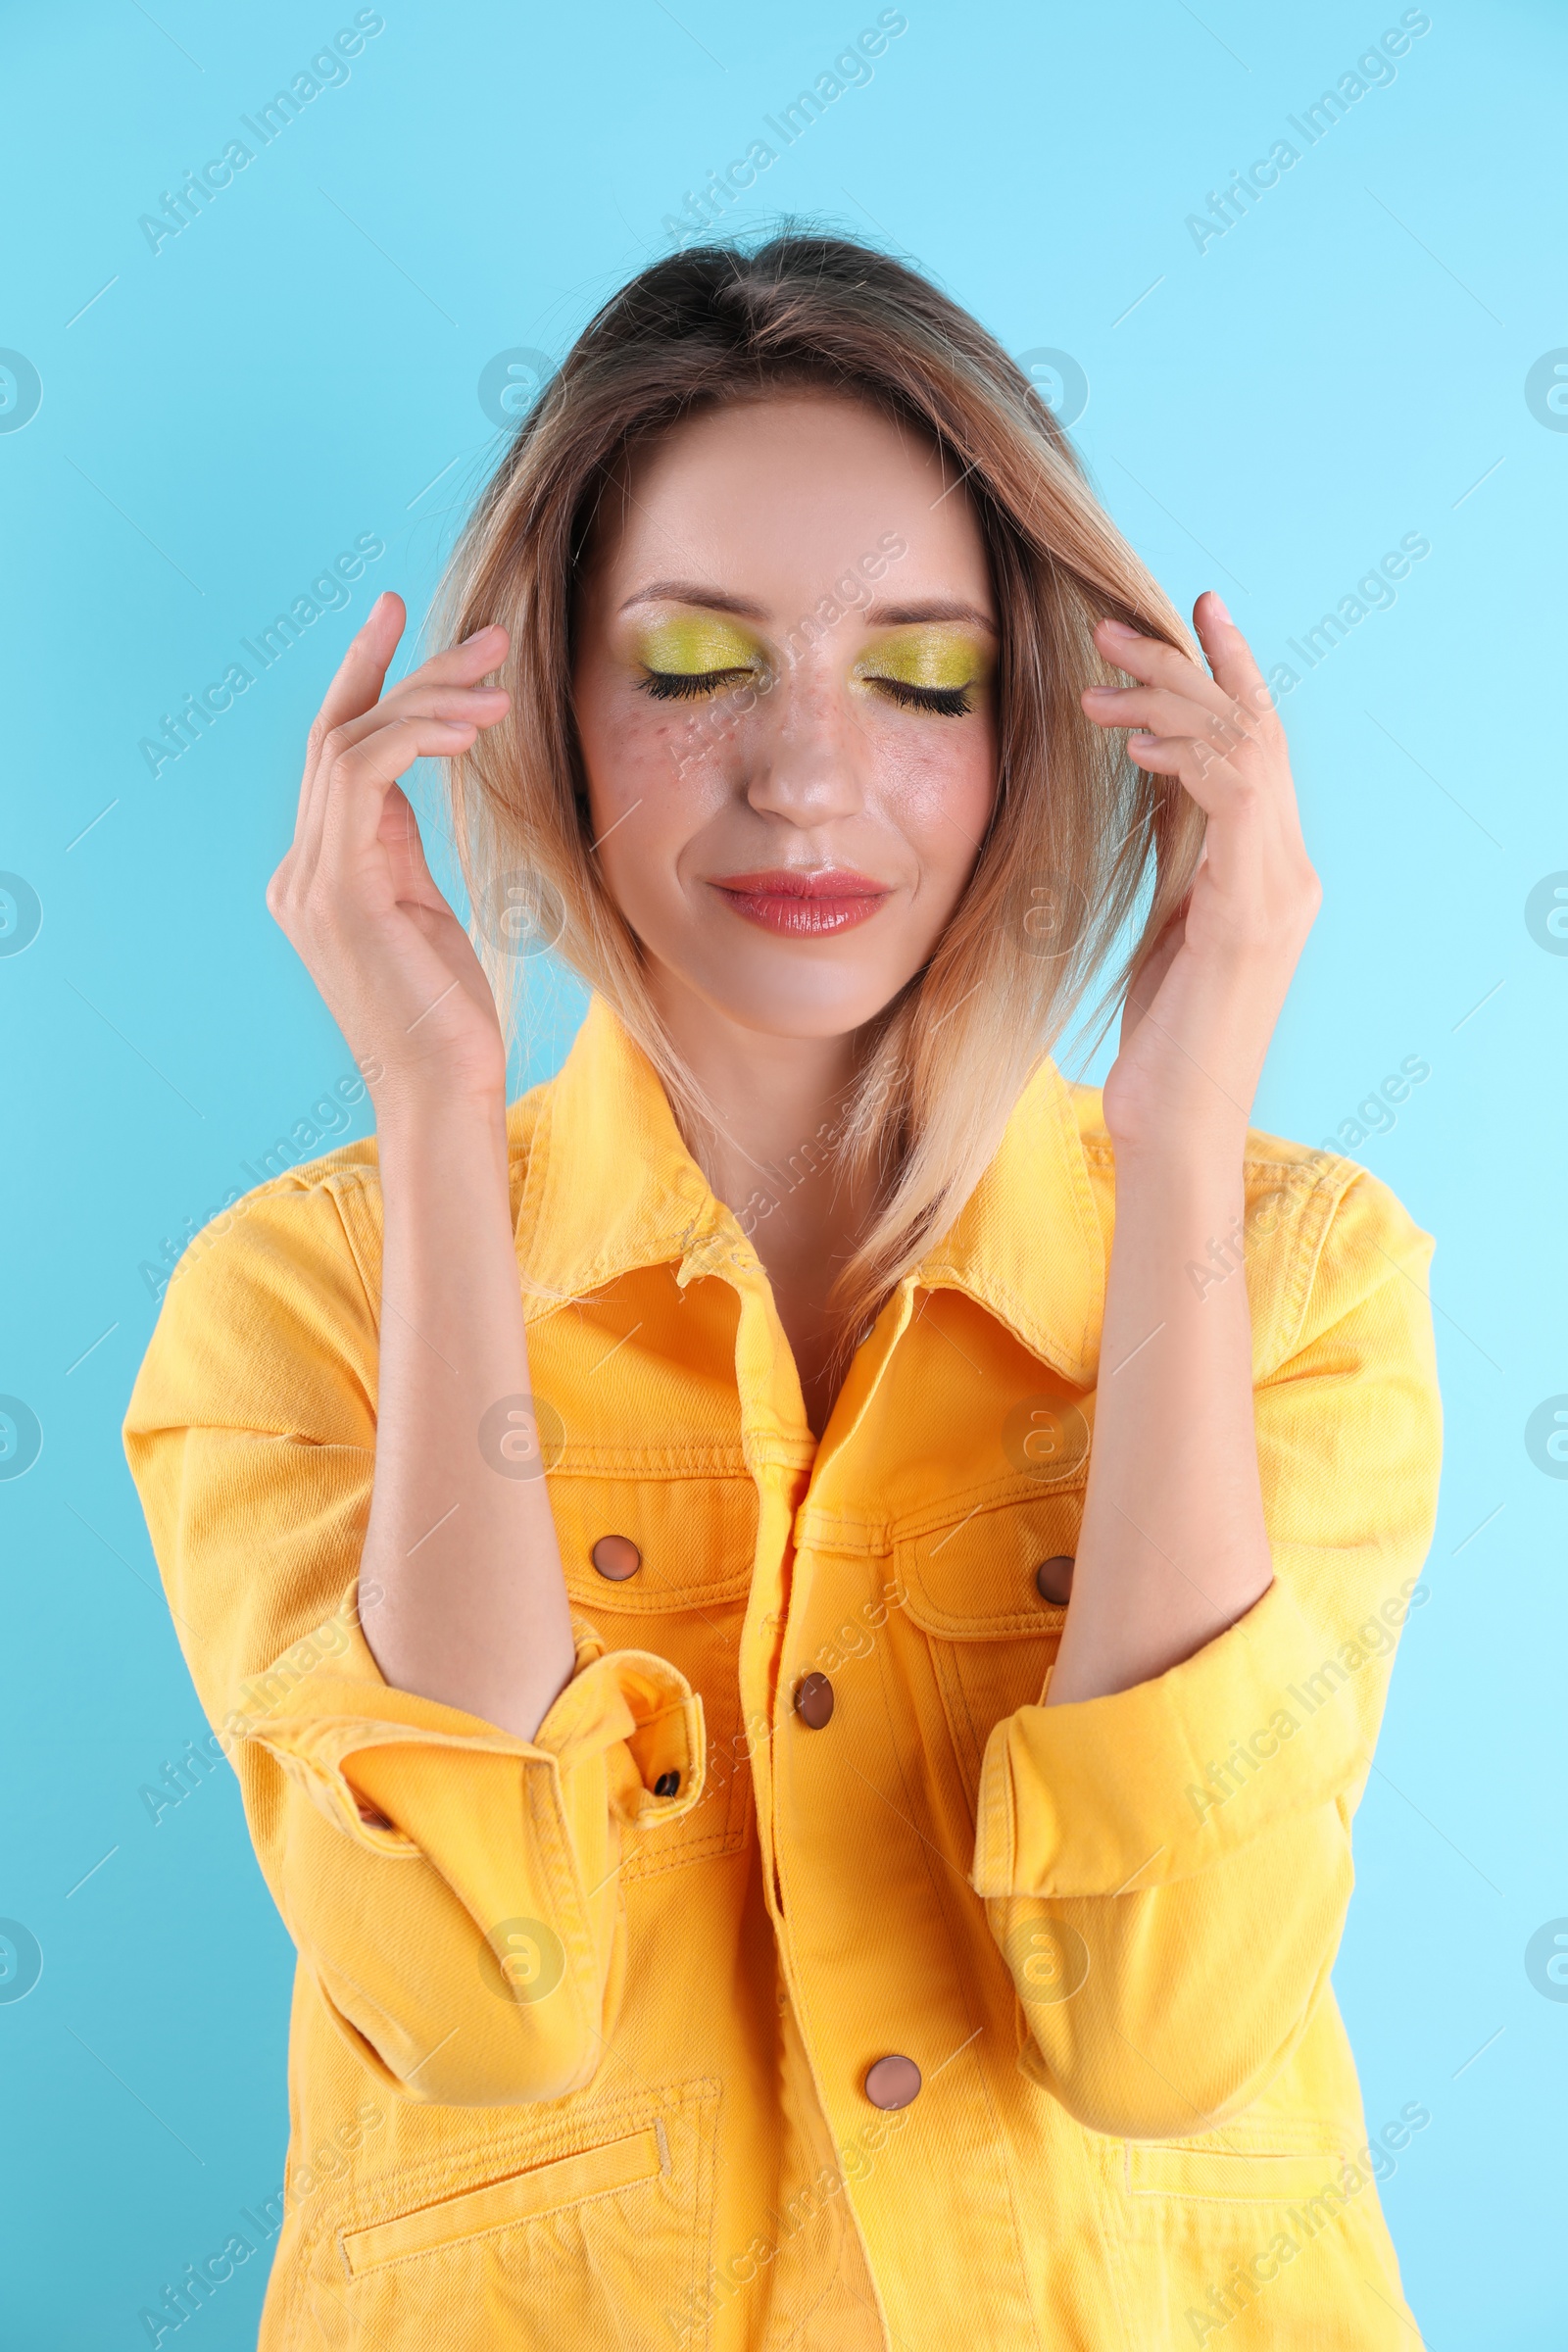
[1082,593,1321,1158]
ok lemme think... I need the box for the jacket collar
[514,993,1105,1389]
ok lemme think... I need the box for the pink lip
[709,867,892,936]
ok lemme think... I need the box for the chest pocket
[548,1471,757,1875]
[893,1486,1086,1805]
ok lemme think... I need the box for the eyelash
[638,667,755,702]
[872,677,974,718]
[638,668,974,716]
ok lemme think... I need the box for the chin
[676,943,911,1042]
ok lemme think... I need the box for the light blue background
[2,2,1563,2342]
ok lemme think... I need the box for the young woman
[124,235,1441,2350]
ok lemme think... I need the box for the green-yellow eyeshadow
[858,629,990,691]
[634,614,761,675]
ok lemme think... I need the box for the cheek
[577,684,733,920]
[864,710,997,895]
[578,661,739,805]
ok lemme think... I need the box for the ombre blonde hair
[435,232,1204,1364]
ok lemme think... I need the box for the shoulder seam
[1270,1156,1430,1370]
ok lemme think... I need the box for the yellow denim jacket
[122,992,1442,2350]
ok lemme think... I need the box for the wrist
[1105,1120,1250,1183]
[373,1083,513,1180]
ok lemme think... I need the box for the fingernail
[462,623,501,645]
[1207,593,1232,624]
[1100,616,1138,638]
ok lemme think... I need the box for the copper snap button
[591,1534,642,1582]
[654,1771,680,1797]
[864,2054,921,2109]
[793,1672,835,1729]
[1034,1554,1074,1604]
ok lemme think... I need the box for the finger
[389,621,511,700]
[300,681,508,877]
[298,665,509,889]
[305,592,407,786]
[366,677,511,726]
[1092,616,1236,717]
[316,716,480,885]
[1124,733,1278,911]
[294,619,510,893]
[1112,719,1293,874]
[1092,615,1277,751]
[297,617,507,862]
[291,592,407,868]
[1124,730,1255,818]
[1083,682,1255,756]
[1189,593,1276,728]
[318,681,511,760]
[377,782,448,910]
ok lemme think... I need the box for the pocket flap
[552,1476,758,1613]
[894,1490,1085,1640]
[341,2126,665,2274]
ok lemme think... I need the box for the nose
[744,660,865,829]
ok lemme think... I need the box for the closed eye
[865,675,975,717]
[638,667,756,703]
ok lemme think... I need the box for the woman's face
[571,391,1000,1042]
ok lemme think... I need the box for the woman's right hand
[267,591,514,1115]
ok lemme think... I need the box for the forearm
[357,1092,576,1741]
[1048,1142,1272,1704]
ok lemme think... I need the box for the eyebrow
[618,580,998,634]
[867,599,998,634]
[619,581,767,619]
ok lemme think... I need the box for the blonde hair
[435,231,1203,1366]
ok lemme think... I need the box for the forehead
[584,389,993,611]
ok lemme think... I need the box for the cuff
[232,1591,705,1856]
[973,1573,1405,1899]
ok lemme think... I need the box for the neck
[645,965,883,1435]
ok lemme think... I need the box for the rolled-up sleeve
[122,1167,705,2109]
[973,1161,1442,2137]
